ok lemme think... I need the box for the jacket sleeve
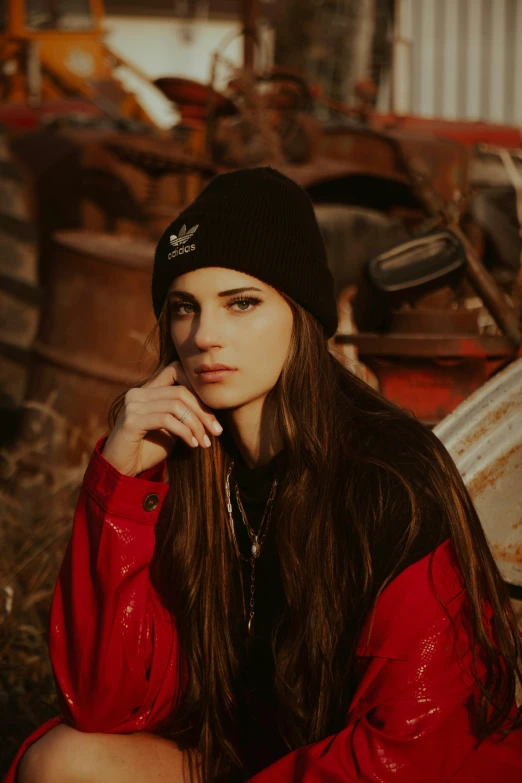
[48,436,183,734]
[248,583,499,783]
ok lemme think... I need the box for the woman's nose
[192,309,223,350]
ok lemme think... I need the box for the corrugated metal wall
[382,0,522,125]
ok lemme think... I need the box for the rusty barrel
[21,230,158,464]
[0,130,40,421]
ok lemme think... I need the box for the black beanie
[151,166,338,337]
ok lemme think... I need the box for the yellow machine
[0,0,157,128]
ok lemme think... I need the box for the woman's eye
[170,297,261,317]
[171,302,195,316]
[229,297,260,312]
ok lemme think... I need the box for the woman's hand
[101,360,223,476]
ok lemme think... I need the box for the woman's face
[168,267,294,410]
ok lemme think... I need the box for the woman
[8,167,522,783]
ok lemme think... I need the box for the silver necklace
[225,461,278,637]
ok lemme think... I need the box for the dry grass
[0,396,103,776]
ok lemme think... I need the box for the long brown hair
[109,294,522,783]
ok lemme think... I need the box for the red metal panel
[372,113,522,149]
[335,334,521,426]
[363,357,509,427]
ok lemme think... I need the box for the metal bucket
[21,230,158,463]
[434,358,522,586]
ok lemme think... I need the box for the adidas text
[168,243,196,259]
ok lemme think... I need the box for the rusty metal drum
[434,357,522,586]
[22,230,158,462]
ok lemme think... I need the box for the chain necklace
[225,460,278,637]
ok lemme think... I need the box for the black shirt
[224,439,450,779]
[227,445,289,778]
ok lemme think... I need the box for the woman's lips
[197,369,237,383]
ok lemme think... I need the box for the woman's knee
[17,724,97,783]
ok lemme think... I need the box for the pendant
[247,616,254,636]
[251,541,259,557]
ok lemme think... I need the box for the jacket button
[143,493,160,512]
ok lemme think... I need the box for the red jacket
[4,436,522,782]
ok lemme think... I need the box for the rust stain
[468,443,522,498]
[460,399,516,451]
[492,542,522,566]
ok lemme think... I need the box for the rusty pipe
[451,224,521,347]
[242,0,258,71]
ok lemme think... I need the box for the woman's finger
[127,412,201,449]
[129,384,222,436]
[127,399,210,447]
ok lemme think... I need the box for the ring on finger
[178,406,191,424]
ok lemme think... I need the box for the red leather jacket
[4,437,522,782]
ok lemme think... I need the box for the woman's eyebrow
[168,286,263,300]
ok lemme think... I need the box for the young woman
[8,167,522,783]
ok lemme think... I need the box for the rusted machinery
[2,2,522,454]
[333,225,522,427]
[0,1,217,437]
[0,126,215,442]
[0,0,158,131]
